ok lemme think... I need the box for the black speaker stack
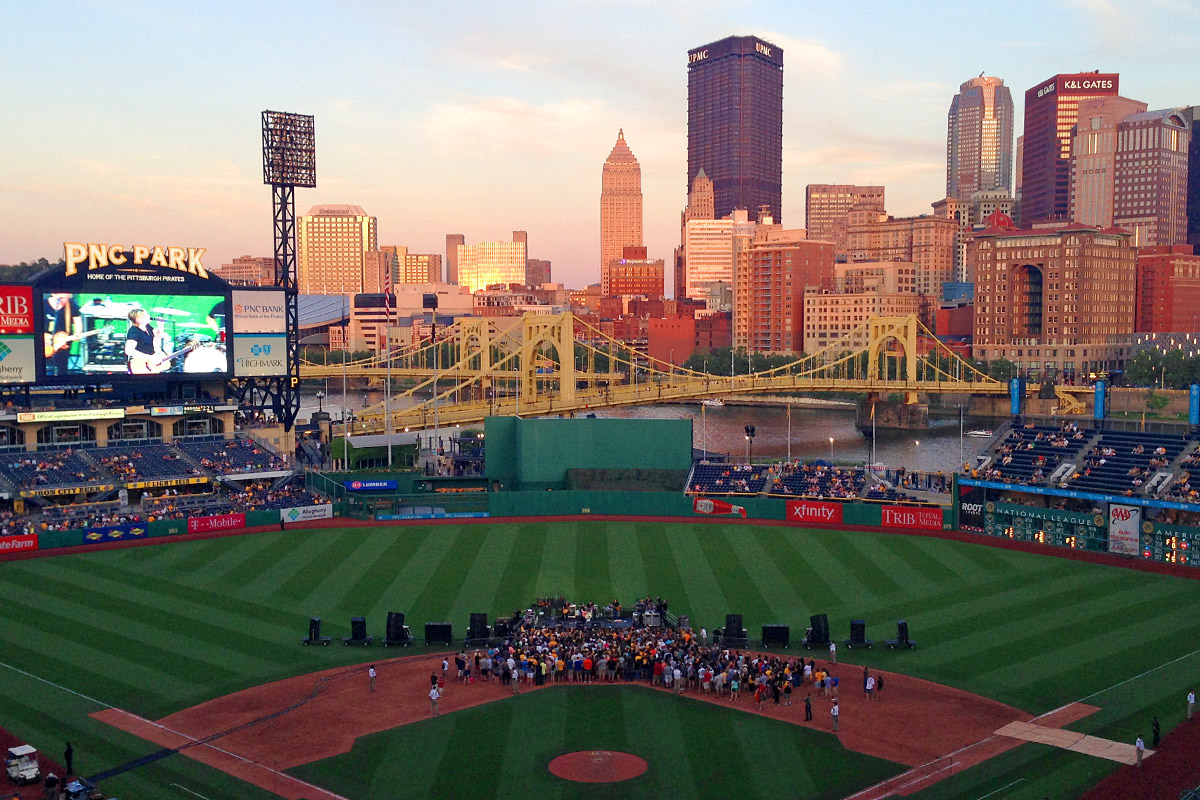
[762,624,790,648]
[302,616,331,646]
[492,618,511,639]
[468,612,489,641]
[720,613,747,647]
[886,619,917,649]
[384,612,411,647]
[805,613,829,647]
[344,616,373,646]
[846,619,873,648]
[425,622,453,646]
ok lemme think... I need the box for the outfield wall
[485,417,693,490]
[487,490,948,531]
[1,507,337,557]
[956,478,1200,567]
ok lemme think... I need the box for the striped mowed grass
[1,520,1198,800]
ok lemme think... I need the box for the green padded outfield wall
[485,416,693,490]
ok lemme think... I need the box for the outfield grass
[1,521,1198,799]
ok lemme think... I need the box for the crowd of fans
[0,450,101,490]
[182,438,290,474]
[456,599,847,711]
[688,460,924,504]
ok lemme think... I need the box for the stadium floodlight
[262,111,316,187]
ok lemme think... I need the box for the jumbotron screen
[41,291,230,378]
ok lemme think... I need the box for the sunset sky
[4,1,1199,290]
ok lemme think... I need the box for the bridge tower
[520,313,577,406]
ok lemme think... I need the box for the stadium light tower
[260,110,315,431]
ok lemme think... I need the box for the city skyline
[4,1,1199,291]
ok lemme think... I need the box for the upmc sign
[786,500,844,526]
[881,505,944,531]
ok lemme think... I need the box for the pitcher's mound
[549,750,648,783]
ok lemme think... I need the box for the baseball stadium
[3,126,1200,798]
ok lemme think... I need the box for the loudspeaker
[897,619,909,644]
[810,613,829,643]
[425,622,452,645]
[308,617,322,640]
[469,613,489,639]
[350,616,367,640]
[850,620,866,643]
[493,619,511,639]
[725,614,743,635]
[762,624,790,648]
[387,612,406,640]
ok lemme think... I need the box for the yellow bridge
[300,313,1080,434]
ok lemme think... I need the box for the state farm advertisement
[881,505,944,531]
[786,500,844,526]
[0,534,38,555]
[187,512,246,534]
[692,497,747,519]
[1107,503,1141,556]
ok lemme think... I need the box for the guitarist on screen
[44,292,82,376]
[125,308,170,374]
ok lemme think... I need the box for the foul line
[0,660,113,709]
[105,711,348,800]
[1078,645,1200,703]
[168,783,213,800]
[975,778,1025,799]
[845,647,1200,800]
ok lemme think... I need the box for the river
[299,390,992,473]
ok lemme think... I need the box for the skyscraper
[445,233,465,284]
[1069,96,1148,228]
[805,184,885,249]
[600,130,643,295]
[946,76,1014,198]
[456,235,527,293]
[687,35,784,222]
[1113,109,1190,247]
[296,204,378,295]
[1019,71,1119,225]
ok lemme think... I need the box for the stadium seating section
[974,421,1200,502]
[0,449,107,490]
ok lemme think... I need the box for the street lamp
[744,424,756,465]
[828,436,834,461]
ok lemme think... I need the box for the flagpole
[385,289,393,469]
[870,401,876,467]
[786,402,792,462]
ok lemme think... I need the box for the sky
[4,0,1200,291]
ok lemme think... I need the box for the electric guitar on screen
[126,343,200,375]
[43,329,103,358]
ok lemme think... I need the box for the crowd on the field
[460,626,856,708]
[448,600,860,712]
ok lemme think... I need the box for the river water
[300,390,992,474]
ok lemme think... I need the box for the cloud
[421,96,607,157]
[755,31,844,79]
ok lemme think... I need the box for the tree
[1145,390,1170,414]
